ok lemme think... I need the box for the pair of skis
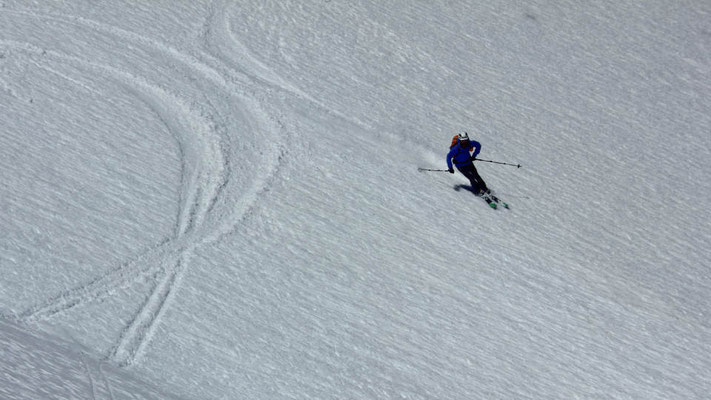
[481,191,509,210]
[418,167,511,210]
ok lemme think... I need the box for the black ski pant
[457,163,488,194]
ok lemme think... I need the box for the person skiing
[447,132,490,196]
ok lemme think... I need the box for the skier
[447,132,490,196]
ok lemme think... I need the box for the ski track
[98,361,117,400]
[3,7,291,367]
[3,36,216,364]
[202,0,375,133]
[108,254,190,367]
[205,0,437,159]
[82,354,117,400]
[82,354,99,400]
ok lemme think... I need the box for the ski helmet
[458,132,470,144]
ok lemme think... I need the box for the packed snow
[1,1,710,399]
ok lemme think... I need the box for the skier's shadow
[453,184,480,195]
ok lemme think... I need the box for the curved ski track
[202,0,375,133]
[207,0,456,181]
[2,8,290,367]
[201,0,431,156]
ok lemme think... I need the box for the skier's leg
[457,164,486,195]
[468,165,489,194]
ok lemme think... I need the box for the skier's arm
[470,140,482,159]
[446,147,456,170]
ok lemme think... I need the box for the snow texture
[1,1,710,399]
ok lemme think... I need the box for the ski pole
[417,167,450,172]
[473,158,522,168]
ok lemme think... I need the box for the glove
[470,156,477,162]
[448,168,454,174]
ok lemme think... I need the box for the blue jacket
[447,139,481,169]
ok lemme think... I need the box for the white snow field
[1,1,710,399]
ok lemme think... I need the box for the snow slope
[1,1,710,399]
[0,318,185,400]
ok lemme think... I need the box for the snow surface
[1,1,710,399]
[0,318,185,400]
